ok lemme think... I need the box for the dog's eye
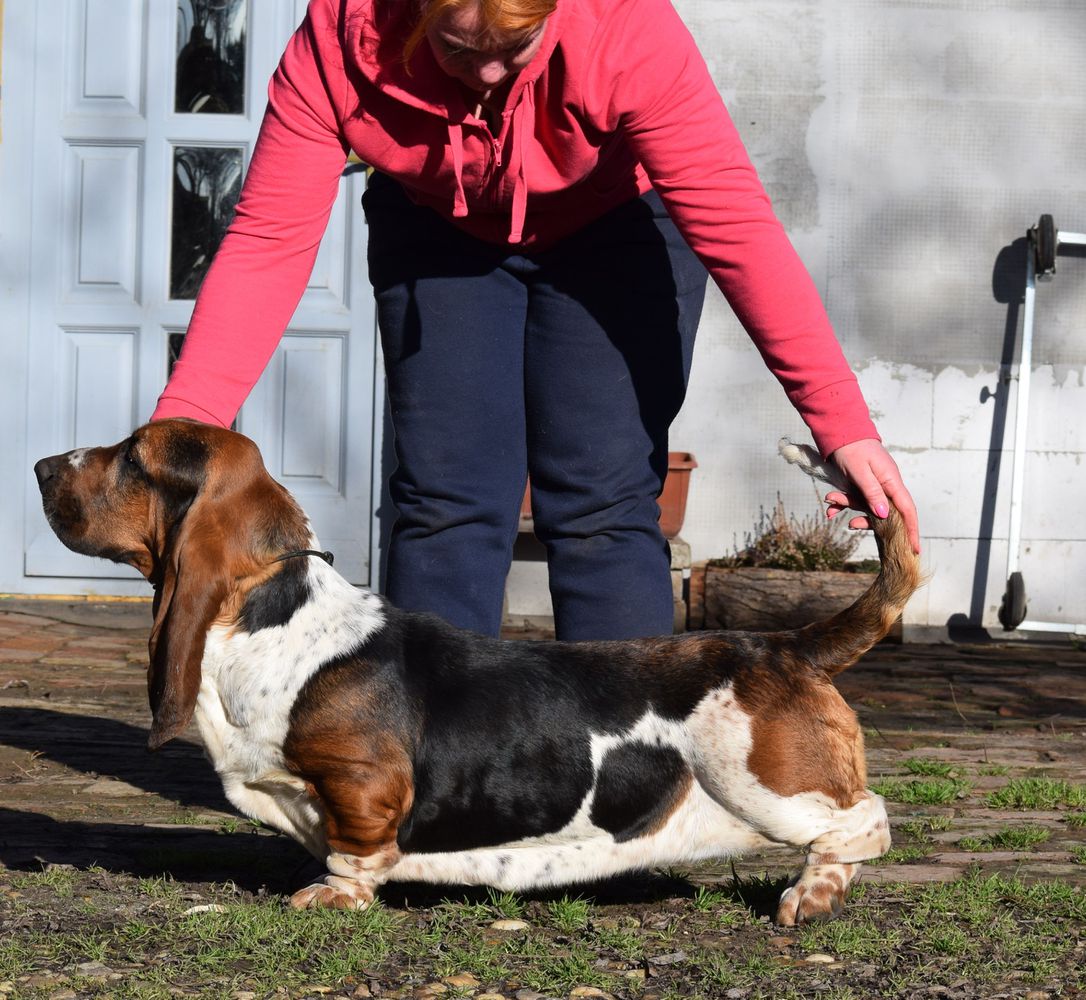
[122,444,144,475]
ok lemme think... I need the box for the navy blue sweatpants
[363,175,707,640]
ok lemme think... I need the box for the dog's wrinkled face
[34,420,217,579]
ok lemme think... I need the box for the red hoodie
[153,0,878,456]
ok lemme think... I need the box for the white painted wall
[510,0,1086,637]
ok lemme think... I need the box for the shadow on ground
[0,705,229,810]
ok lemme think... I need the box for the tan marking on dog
[733,663,867,810]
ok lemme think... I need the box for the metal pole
[1001,221,1086,637]
[1005,236,1035,579]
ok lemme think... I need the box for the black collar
[271,549,335,567]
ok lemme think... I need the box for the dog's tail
[777,438,922,677]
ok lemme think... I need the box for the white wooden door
[20,0,378,591]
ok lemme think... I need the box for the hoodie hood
[346,0,566,242]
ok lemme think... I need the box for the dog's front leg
[291,845,402,910]
[288,770,409,910]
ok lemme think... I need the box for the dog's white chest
[192,568,385,852]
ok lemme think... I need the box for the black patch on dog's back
[388,616,742,855]
[589,741,690,842]
[289,610,755,857]
[393,615,598,853]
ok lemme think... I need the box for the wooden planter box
[703,565,876,632]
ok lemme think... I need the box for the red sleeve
[586,0,878,457]
[152,0,350,426]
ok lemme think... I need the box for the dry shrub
[714,496,862,572]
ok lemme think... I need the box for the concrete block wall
[508,0,1086,636]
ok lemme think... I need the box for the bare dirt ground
[2,597,1085,999]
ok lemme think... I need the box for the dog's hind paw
[775,862,859,926]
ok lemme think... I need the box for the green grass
[903,757,956,778]
[871,776,971,805]
[691,884,727,911]
[689,884,746,929]
[800,870,1085,988]
[957,825,1052,852]
[590,921,646,963]
[164,810,219,826]
[898,815,953,840]
[0,895,402,994]
[698,944,785,995]
[7,866,80,898]
[484,888,525,920]
[546,895,590,934]
[880,845,929,864]
[2,868,1084,999]
[1066,812,1086,828]
[898,818,929,840]
[215,816,263,835]
[985,777,1086,810]
[799,910,901,959]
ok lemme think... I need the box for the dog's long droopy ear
[146,512,230,750]
[140,421,312,750]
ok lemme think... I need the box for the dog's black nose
[34,454,66,487]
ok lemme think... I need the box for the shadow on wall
[947,237,1026,641]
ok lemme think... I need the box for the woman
[154,0,919,640]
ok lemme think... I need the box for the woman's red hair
[404,0,557,62]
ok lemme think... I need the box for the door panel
[62,143,143,303]
[72,0,146,117]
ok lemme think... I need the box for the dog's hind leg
[774,791,891,925]
[690,683,890,924]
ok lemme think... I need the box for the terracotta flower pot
[657,452,697,538]
[519,451,697,539]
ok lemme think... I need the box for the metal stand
[998,215,1086,637]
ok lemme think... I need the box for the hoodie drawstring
[506,81,532,245]
[448,122,469,219]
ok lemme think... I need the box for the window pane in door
[175,0,247,114]
[170,146,243,300]
[167,332,186,378]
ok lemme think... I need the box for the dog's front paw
[775,863,858,926]
[290,877,373,910]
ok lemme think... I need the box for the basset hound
[34,420,920,924]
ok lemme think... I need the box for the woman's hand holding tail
[825,438,920,554]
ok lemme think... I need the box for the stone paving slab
[2,597,1085,891]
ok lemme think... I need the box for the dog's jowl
[35,420,921,924]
